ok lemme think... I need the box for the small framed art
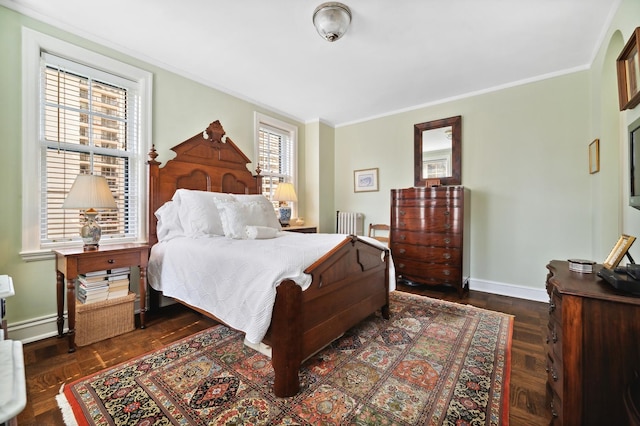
[354,168,379,192]
[603,234,637,269]
[617,27,640,111]
[589,139,600,174]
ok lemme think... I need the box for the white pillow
[154,201,184,241]
[232,194,282,231]
[217,200,281,239]
[172,189,235,237]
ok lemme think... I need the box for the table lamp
[273,182,297,226]
[62,174,117,250]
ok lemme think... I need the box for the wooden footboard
[267,235,390,397]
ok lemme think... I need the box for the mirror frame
[414,115,462,186]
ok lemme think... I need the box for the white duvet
[148,232,392,344]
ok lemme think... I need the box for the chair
[368,223,390,245]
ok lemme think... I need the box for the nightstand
[284,225,317,233]
[54,243,148,352]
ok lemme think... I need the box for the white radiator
[336,211,364,235]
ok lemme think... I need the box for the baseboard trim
[7,283,547,343]
[469,278,549,303]
[6,297,146,344]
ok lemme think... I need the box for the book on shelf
[108,273,129,281]
[109,267,130,275]
[83,269,108,277]
[568,258,596,273]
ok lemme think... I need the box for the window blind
[258,123,294,206]
[40,53,140,244]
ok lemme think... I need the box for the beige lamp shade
[273,182,298,203]
[62,174,117,210]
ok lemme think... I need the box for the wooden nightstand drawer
[76,251,141,273]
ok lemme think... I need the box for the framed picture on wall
[617,27,640,111]
[589,139,600,174]
[354,168,379,192]
[603,234,637,269]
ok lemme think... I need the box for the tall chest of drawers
[545,260,640,425]
[390,186,469,296]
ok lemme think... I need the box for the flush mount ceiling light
[313,2,351,42]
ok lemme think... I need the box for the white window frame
[21,28,152,261]
[254,112,298,216]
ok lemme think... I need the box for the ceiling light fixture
[313,2,351,42]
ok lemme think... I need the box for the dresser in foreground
[390,186,469,296]
[545,260,640,425]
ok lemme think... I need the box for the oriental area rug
[57,291,513,425]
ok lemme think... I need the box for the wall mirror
[414,115,461,186]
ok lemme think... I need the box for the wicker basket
[75,292,135,346]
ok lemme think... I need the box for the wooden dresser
[545,260,640,425]
[390,186,469,296]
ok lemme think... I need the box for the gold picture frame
[354,168,379,192]
[589,139,600,174]
[617,27,640,111]
[603,234,637,269]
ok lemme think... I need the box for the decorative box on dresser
[390,186,469,296]
[545,260,640,425]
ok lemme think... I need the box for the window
[21,29,152,260]
[254,113,298,211]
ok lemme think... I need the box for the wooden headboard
[147,120,262,245]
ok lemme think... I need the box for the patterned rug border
[58,291,514,425]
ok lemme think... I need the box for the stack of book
[77,271,109,304]
[107,267,130,300]
[76,267,131,304]
[568,259,596,273]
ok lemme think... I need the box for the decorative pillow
[232,194,282,231]
[216,200,281,239]
[154,201,184,241]
[245,226,279,240]
[172,189,235,237]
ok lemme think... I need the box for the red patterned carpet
[57,291,513,425]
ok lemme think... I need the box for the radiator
[336,211,364,235]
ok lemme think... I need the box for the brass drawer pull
[443,253,451,260]
[444,211,450,216]
[400,235,406,240]
[444,238,451,244]
[398,248,406,254]
[443,269,450,276]
[551,401,558,418]
[552,330,558,343]
[551,366,558,381]
[549,302,555,313]
[398,263,405,269]
[400,222,406,227]
[399,210,406,216]
[445,223,451,229]
[108,259,115,264]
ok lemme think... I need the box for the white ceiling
[3,0,620,127]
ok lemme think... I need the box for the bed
[146,120,390,397]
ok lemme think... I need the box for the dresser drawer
[393,206,461,222]
[76,251,142,274]
[392,197,463,209]
[546,353,563,399]
[390,231,462,247]
[392,244,461,264]
[395,259,461,284]
[391,187,463,203]
[392,218,462,234]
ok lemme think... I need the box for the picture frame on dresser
[354,168,379,192]
[603,234,636,269]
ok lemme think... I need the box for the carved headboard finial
[148,144,160,165]
[202,120,227,144]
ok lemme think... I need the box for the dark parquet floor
[17,285,551,425]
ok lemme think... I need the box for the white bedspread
[148,232,392,344]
